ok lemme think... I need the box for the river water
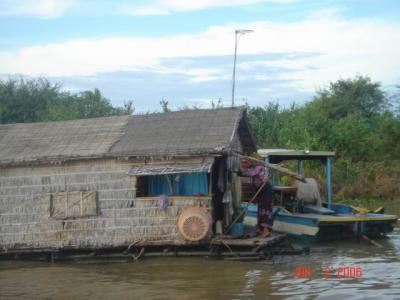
[1,206,400,299]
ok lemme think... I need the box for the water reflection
[239,269,263,298]
[1,231,399,299]
[268,227,400,299]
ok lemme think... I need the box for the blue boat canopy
[258,148,335,208]
[258,149,335,163]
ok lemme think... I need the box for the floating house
[0,107,257,252]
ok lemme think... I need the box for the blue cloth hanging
[147,172,208,196]
[147,175,171,196]
[175,172,208,196]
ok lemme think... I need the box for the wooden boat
[245,203,398,240]
[243,149,398,240]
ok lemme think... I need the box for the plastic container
[230,222,244,237]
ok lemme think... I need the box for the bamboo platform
[0,233,305,262]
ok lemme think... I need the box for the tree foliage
[248,76,399,162]
[0,78,134,124]
[159,99,171,113]
[247,76,400,199]
[310,76,387,119]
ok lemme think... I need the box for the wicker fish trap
[177,206,211,241]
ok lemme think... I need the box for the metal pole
[231,31,238,108]
[231,29,253,108]
[297,160,303,175]
[326,157,332,208]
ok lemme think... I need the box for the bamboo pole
[224,153,305,234]
[235,153,306,182]
[224,178,269,234]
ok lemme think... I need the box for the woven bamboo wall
[0,158,212,250]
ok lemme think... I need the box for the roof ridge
[0,107,245,127]
[0,115,130,127]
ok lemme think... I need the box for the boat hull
[243,204,398,240]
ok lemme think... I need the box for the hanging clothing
[222,188,234,217]
[217,159,226,192]
[231,173,242,210]
[158,194,169,211]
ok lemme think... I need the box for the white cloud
[0,0,76,18]
[148,65,227,82]
[254,75,272,81]
[1,14,400,91]
[124,0,294,16]
[126,5,170,16]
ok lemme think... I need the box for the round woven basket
[177,206,212,241]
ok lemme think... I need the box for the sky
[1,0,400,112]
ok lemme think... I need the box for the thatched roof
[0,107,255,167]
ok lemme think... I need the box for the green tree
[160,99,171,112]
[392,85,400,117]
[0,78,59,123]
[247,76,400,199]
[0,78,134,124]
[310,75,387,119]
[211,98,224,109]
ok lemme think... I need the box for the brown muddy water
[1,204,400,300]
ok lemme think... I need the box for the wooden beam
[235,154,306,182]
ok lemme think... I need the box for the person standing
[240,159,273,237]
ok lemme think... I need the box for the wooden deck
[0,233,295,262]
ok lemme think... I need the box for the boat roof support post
[265,157,277,185]
[326,157,332,208]
[297,160,303,176]
[264,157,269,176]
